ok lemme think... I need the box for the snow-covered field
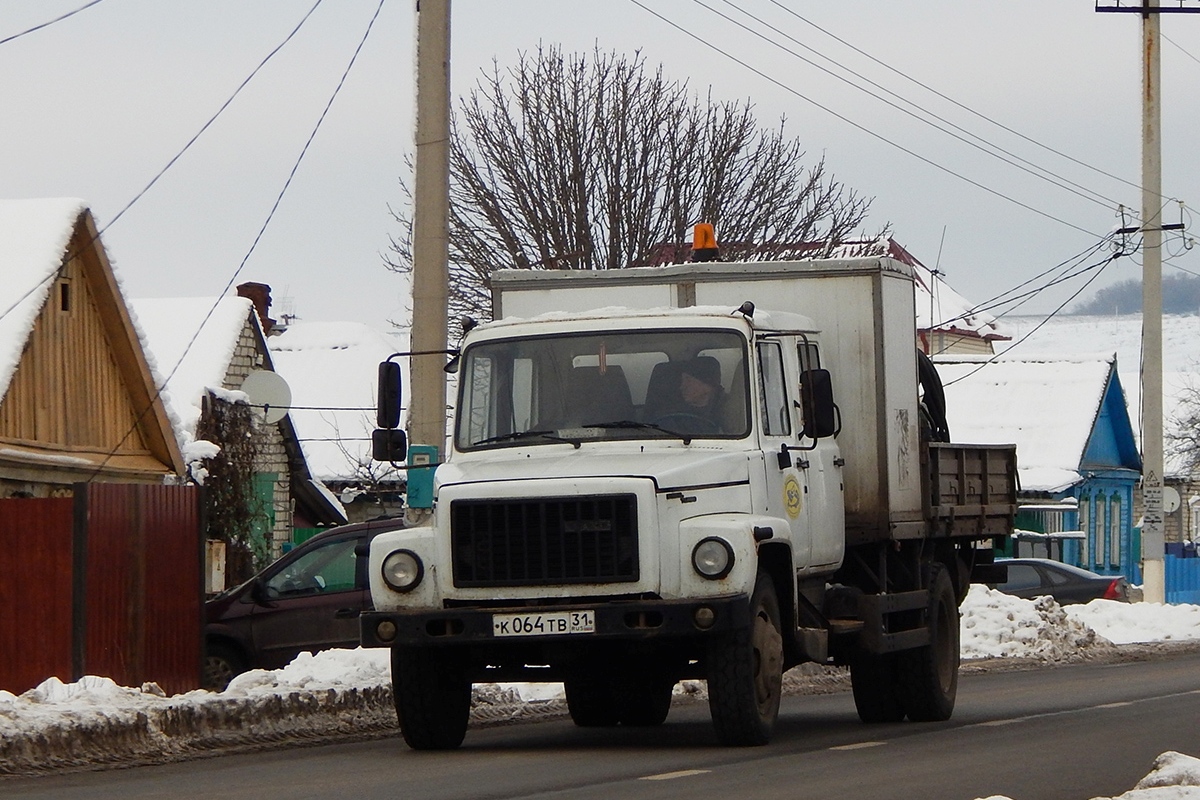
[2,586,1200,797]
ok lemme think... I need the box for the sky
[6,1,1200,335]
[3,586,1199,798]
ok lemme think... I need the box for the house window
[1094,498,1106,570]
[1109,495,1121,569]
[58,279,71,312]
[1079,495,1090,566]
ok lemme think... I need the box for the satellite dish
[241,370,292,424]
[1164,486,1181,514]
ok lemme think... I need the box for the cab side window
[757,341,791,436]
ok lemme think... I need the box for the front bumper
[361,594,751,648]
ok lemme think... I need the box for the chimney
[237,282,276,335]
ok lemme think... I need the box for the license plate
[492,610,596,637]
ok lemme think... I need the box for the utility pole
[1140,0,1166,605]
[408,1,451,474]
[1097,0,1200,603]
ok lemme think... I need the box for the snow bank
[979,751,1200,800]
[960,585,1113,660]
[3,591,1198,776]
[1066,600,1200,645]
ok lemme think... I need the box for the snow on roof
[267,321,407,483]
[934,354,1116,493]
[0,198,87,403]
[128,296,256,443]
[999,313,1200,476]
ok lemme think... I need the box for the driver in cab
[664,357,725,435]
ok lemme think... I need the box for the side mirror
[377,361,403,429]
[800,368,839,439]
[372,428,408,462]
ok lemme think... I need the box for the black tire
[392,646,472,750]
[202,642,245,692]
[706,572,784,746]
[897,563,960,722]
[616,676,674,727]
[565,676,621,727]
[849,652,905,723]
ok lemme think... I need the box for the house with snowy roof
[266,319,406,523]
[130,287,346,573]
[934,354,1142,582]
[0,198,183,494]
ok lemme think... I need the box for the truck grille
[450,495,638,587]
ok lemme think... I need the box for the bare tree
[386,45,873,329]
[1169,373,1200,477]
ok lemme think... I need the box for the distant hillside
[1072,273,1200,315]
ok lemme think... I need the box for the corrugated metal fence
[0,484,202,695]
[1166,554,1200,606]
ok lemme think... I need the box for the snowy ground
[3,587,1200,797]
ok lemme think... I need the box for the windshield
[456,328,750,450]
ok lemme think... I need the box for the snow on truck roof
[476,304,817,336]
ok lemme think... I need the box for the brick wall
[223,313,291,557]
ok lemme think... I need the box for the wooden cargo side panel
[927,443,1018,538]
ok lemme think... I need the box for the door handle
[335,608,360,619]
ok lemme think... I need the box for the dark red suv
[203,517,405,690]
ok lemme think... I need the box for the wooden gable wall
[0,213,182,482]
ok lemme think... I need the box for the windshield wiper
[581,420,693,445]
[472,430,582,449]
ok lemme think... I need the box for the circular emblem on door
[783,475,802,519]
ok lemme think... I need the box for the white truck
[361,256,1016,750]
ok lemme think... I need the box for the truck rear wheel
[392,646,471,750]
[849,652,905,723]
[565,675,621,727]
[616,676,674,726]
[897,563,959,722]
[706,572,784,746]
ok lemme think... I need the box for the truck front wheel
[392,646,471,750]
[897,563,959,722]
[706,571,784,746]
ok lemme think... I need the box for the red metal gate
[0,497,74,695]
[0,484,202,695]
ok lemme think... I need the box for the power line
[766,0,1147,199]
[941,251,1123,387]
[0,0,325,331]
[85,0,387,482]
[1163,30,1200,67]
[701,0,1126,212]
[627,0,1106,239]
[943,239,1116,324]
[0,0,106,47]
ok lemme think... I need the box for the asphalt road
[5,650,1199,800]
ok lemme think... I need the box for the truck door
[795,341,845,570]
[755,340,810,569]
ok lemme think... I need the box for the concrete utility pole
[1141,0,1167,605]
[1096,0,1200,602]
[409,0,451,461]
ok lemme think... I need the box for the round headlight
[692,537,734,580]
[382,549,424,592]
